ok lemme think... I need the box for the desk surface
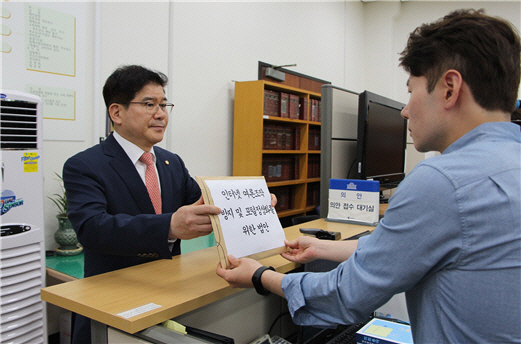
[41,219,377,334]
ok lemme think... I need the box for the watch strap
[252,266,275,296]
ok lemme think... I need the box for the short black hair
[399,9,521,113]
[102,65,168,109]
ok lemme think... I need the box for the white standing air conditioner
[0,90,47,343]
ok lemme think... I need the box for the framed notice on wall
[2,2,89,141]
[196,176,286,269]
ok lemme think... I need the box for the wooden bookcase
[233,80,321,218]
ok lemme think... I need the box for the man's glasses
[128,101,174,114]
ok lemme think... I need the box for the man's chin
[148,133,165,145]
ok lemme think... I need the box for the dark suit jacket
[63,133,201,277]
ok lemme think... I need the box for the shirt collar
[444,122,520,155]
[113,131,156,165]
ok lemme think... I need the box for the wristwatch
[252,266,275,296]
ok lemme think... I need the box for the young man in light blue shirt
[217,9,521,344]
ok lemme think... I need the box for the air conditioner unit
[1,90,47,343]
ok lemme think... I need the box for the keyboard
[271,335,291,344]
[325,320,369,344]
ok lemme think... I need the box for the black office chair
[291,214,320,226]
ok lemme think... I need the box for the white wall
[167,1,365,177]
[25,1,519,250]
[362,1,521,171]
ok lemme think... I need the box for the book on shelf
[308,128,321,150]
[264,89,280,117]
[263,124,301,150]
[289,94,300,119]
[309,99,323,122]
[307,155,320,178]
[300,97,309,121]
[280,92,289,118]
[317,99,321,122]
[310,99,315,122]
[262,156,300,182]
[311,99,318,122]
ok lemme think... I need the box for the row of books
[264,89,321,122]
[308,128,321,150]
[263,124,301,150]
[262,156,320,181]
[269,184,320,212]
[262,156,300,182]
[269,186,294,212]
[307,155,321,179]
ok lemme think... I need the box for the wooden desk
[41,219,376,342]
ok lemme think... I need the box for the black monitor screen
[356,91,407,188]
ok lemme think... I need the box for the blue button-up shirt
[281,122,521,343]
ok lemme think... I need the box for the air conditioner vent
[0,100,39,149]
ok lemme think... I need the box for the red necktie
[139,152,162,214]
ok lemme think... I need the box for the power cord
[268,312,291,336]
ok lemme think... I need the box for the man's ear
[108,103,123,126]
[442,69,463,109]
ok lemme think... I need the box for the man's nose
[401,105,409,120]
[154,107,167,118]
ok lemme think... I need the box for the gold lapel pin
[165,160,169,165]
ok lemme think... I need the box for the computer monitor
[355,91,407,189]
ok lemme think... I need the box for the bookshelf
[233,80,321,219]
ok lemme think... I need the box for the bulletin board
[1,2,89,141]
[196,176,287,269]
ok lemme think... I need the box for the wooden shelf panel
[276,206,317,218]
[306,178,321,183]
[267,179,307,187]
[263,115,320,125]
[263,150,307,155]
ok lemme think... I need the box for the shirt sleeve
[281,163,464,327]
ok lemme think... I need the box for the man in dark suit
[63,65,222,343]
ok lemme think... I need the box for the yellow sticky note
[365,325,392,338]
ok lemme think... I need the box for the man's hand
[281,236,323,264]
[283,236,359,264]
[217,255,286,297]
[216,255,261,288]
[169,196,221,240]
[270,193,277,207]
